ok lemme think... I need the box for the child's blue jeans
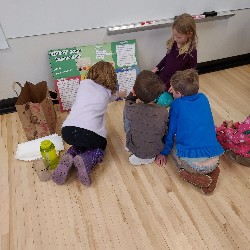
[171,147,219,174]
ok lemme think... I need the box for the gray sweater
[124,99,169,159]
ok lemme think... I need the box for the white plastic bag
[15,134,64,161]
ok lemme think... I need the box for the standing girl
[152,13,197,91]
[52,61,125,186]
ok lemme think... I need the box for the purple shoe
[73,148,104,187]
[73,154,92,186]
[52,153,74,185]
[52,146,86,185]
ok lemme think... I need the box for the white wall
[0,9,250,100]
[1,0,250,38]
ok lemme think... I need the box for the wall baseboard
[0,97,17,115]
[0,91,59,115]
[197,53,250,74]
[1,53,249,115]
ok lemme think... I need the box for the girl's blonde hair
[167,13,197,55]
[86,61,117,93]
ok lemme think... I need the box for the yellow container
[40,140,59,170]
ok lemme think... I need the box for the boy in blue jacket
[155,69,224,194]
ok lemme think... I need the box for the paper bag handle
[12,82,23,96]
[47,89,59,102]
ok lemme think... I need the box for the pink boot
[73,148,104,186]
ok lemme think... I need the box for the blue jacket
[160,93,224,158]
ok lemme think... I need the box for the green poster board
[48,40,140,111]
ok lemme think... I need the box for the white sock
[129,154,155,166]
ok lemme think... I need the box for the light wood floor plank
[0,65,250,250]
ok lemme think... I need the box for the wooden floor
[1,65,250,250]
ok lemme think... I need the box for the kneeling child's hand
[155,154,167,166]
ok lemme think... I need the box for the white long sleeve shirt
[62,79,115,138]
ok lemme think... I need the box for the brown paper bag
[15,81,57,141]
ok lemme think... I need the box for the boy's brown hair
[170,69,199,96]
[133,70,165,103]
[86,61,117,93]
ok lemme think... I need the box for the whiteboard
[1,0,250,38]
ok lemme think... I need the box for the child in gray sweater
[124,70,169,166]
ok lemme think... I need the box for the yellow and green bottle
[40,140,59,170]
